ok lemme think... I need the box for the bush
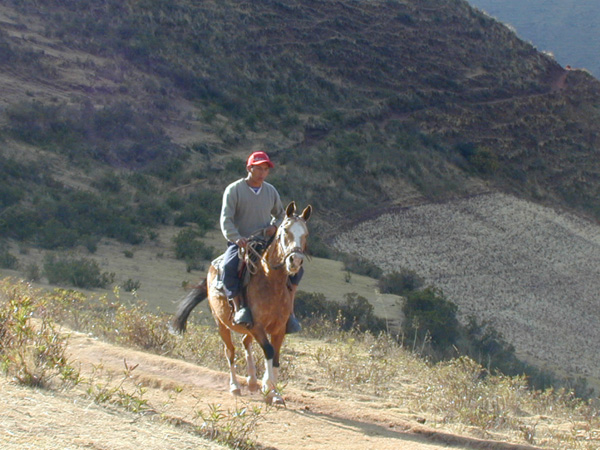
[23,263,41,282]
[402,287,460,352]
[341,253,383,279]
[295,291,386,334]
[0,242,18,269]
[173,228,215,262]
[338,293,387,333]
[121,278,141,292]
[35,219,79,249]
[0,183,23,208]
[454,141,499,174]
[378,269,424,296]
[0,279,78,387]
[43,254,115,288]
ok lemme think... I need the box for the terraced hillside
[2,0,600,238]
[2,0,600,399]
[468,0,600,78]
[334,192,600,389]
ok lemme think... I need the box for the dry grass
[332,192,600,395]
[2,278,600,449]
[1,226,404,334]
[286,331,600,449]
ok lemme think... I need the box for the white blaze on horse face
[289,221,307,246]
[281,219,307,274]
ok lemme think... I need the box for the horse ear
[286,201,296,217]
[301,205,312,222]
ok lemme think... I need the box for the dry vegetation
[468,0,600,78]
[2,1,600,447]
[334,192,600,392]
[2,278,600,450]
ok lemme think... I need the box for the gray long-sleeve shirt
[219,178,285,243]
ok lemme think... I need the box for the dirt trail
[1,330,543,450]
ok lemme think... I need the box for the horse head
[276,201,312,275]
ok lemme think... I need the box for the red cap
[246,151,274,168]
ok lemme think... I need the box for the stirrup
[285,314,301,334]
[234,307,253,327]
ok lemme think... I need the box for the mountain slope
[2,0,600,398]
[334,192,600,391]
[467,0,600,78]
[1,0,600,234]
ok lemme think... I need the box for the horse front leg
[218,323,241,396]
[262,331,286,406]
[242,334,259,393]
[252,327,281,404]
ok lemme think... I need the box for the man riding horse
[220,151,302,333]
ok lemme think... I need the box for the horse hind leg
[242,334,259,393]
[218,323,242,396]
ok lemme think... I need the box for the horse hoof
[230,387,242,396]
[265,390,286,406]
[248,381,260,393]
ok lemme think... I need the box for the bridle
[267,217,309,271]
[241,202,312,275]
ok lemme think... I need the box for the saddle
[213,235,271,293]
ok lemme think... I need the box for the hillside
[468,0,600,78]
[334,192,600,393]
[2,293,594,450]
[2,0,600,408]
[2,0,600,238]
[2,329,534,450]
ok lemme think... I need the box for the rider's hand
[236,237,248,248]
[265,225,277,237]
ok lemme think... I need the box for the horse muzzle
[286,251,304,274]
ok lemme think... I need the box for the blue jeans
[222,242,304,299]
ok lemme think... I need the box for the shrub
[173,228,215,264]
[295,291,386,334]
[173,191,219,230]
[0,242,18,269]
[294,291,333,319]
[136,196,171,226]
[0,183,23,208]
[402,287,460,352]
[23,263,41,282]
[35,219,79,249]
[341,253,383,279]
[93,171,122,193]
[0,279,79,387]
[197,403,263,449]
[470,147,499,174]
[454,141,499,174]
[378,269,424,296]
[338,293,387,333]
[122,278,141,292]
[43,254,115,288]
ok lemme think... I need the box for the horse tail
[171,279,208,333]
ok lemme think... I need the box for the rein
[241,234,273,275]
[242,219,309,273]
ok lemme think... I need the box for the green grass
[3,0,600,255]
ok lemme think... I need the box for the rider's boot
[231,295,253,327]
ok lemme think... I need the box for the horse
[172,201,311,405]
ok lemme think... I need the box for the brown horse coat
[173,202,311,404]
